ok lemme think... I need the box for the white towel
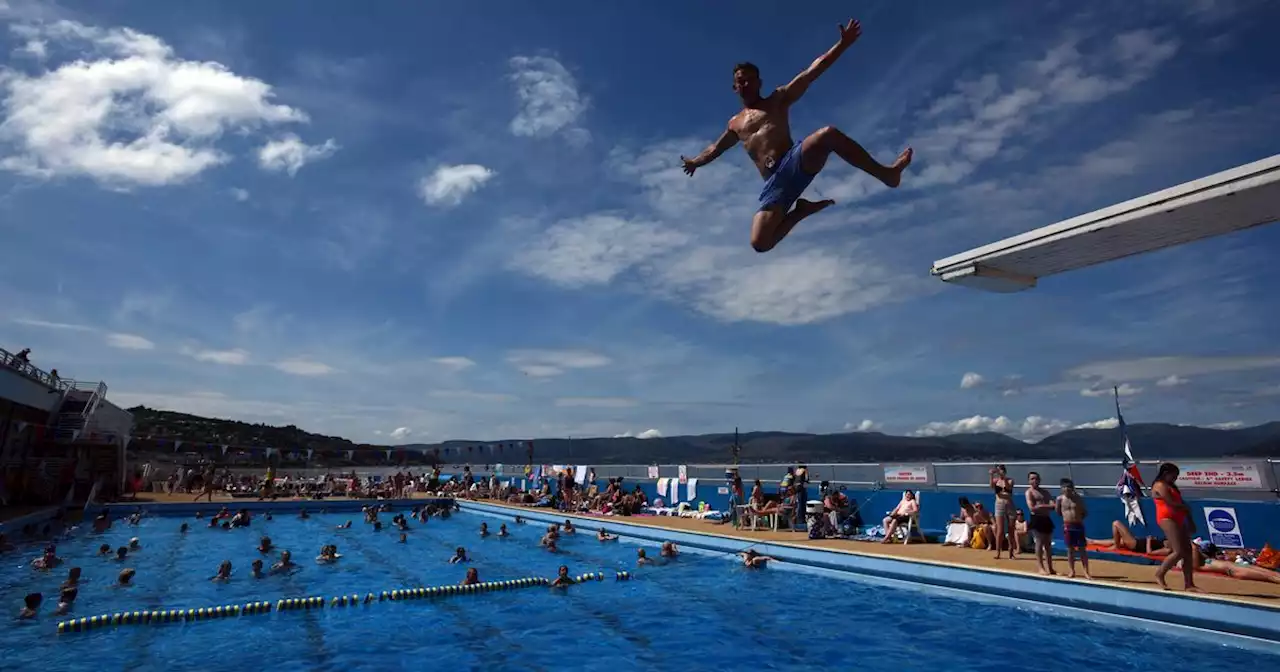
[657,478,669,499]
[668,478,679,501]
[575,466,588,486]
[687,478,698,502]
[944,522,970,546]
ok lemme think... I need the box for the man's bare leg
[800,126,913,187]
[751,198,835,253]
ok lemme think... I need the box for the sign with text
[1177,463,1265,489]
[883,464,930,485]
[1203,506,1245,548]
[678,465,688,484]
[647,466,659,479]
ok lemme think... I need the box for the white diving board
[931,154,1280,292]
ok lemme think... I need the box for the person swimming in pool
[97,543,111,557]
[679,18,912,253]
[250,559,265,578]
[636,548,656,567]
[449,547,469,564]
[479,522,490,538]
[660,541,679,559]
[212,560,232,582]
[498,524,509,538]
[562,520,576,535]
[597,528,617,542]
[461,567,481,586]
[53,586,76,616]
[18,593,41,619]
[550,565,574,589]
[271,550,296,574]
[740,549,777,568]
[31,545,62,570]
[336,521,352,529]
[117,568,136,586]
[114,547,129,562]
[258,536,274,554]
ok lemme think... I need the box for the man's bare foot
[793,198,835,219]
[1156,574,1169,590]
[1083,573,1093,580]
[1038,568,1050,576]
[1067,571,1077,578]
[882,147,913,188]
[1048,568,1057,575]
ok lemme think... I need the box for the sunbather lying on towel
[1087,520,1169,555]
[1190,543,1280,585]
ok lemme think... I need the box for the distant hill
[126,406,1280,466]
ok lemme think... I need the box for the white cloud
[1066,355,1280,382]
[506,349,610,378]
[230,188,249,202]
[388,427,412,440]
[894,28,1179,193]
[616,428,664,439]
[555,397,638,409]
[1208,421,1244,430]
[418,164,496,207]
[104,332,154,350]
[431,356,476,372]
[960,372,985,389]
[0,19,312,187]
[11,317,94,331]
[183,347,250,365]
[845,419,880,432]
[273,358,334,376]
[1081,383,1143,397]
[257,134,338,175]
[1074,417,1120,430]
[912,414,1080,440]
[507,55,588,143]
[508,214,687,288]
[1156,375,1189,387]
[428,390,515,403]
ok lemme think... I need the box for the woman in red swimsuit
[1151,462,1198,592]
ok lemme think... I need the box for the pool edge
[458,500,1280,643]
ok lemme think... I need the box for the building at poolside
[0,345,134,507]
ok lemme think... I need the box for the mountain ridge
[127,407,1280,464]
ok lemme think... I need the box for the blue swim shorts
[758,141,816,212]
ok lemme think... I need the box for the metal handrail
[1,346,71,391]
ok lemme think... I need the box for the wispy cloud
[507,55,589,145]
[273,358,335,376]
[184,347,251,365]
[105,333,155,350]
[506,349,610,378]
[257,134,339,175]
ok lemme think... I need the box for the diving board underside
[931,154,1280,292]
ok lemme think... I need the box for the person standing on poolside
[1024,472,1056,575]
[1056,479,1092,579]
[1151,462,1197,591]
[989,465,1017,560]
[679,18,913,253]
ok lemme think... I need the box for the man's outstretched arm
[779,19,862,106]
[682,128,739,175]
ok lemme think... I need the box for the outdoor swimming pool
[4,505,1279,671]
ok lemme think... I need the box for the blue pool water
[4,507,1279,671]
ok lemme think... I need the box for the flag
[1114,387,1146,527]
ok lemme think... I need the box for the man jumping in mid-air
[681,19,913,253]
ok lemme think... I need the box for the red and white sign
[883,464,930,485]
[677,465,688,484]
[1177,463,1265,489]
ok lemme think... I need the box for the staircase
[50,380,108,443]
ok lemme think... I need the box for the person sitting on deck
[881,491,919,543]
[1087,520,1169,555]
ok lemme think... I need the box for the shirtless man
[1056,479,1092,579]
[1024,471,1056,575]
[680,18,913,253]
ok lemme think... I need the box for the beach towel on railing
[686,478,698,502]
[657,478,669,500]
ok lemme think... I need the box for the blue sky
[2,0,1278,445]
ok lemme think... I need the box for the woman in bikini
[989,465,1017,560]
[1088,520,1169,555]
[1152,462,1198,591]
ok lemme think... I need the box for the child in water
[449,547,469,564]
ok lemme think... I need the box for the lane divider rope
[57,573,631,634]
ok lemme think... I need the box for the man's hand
[681,155,699,176]
[838,18,862,47]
